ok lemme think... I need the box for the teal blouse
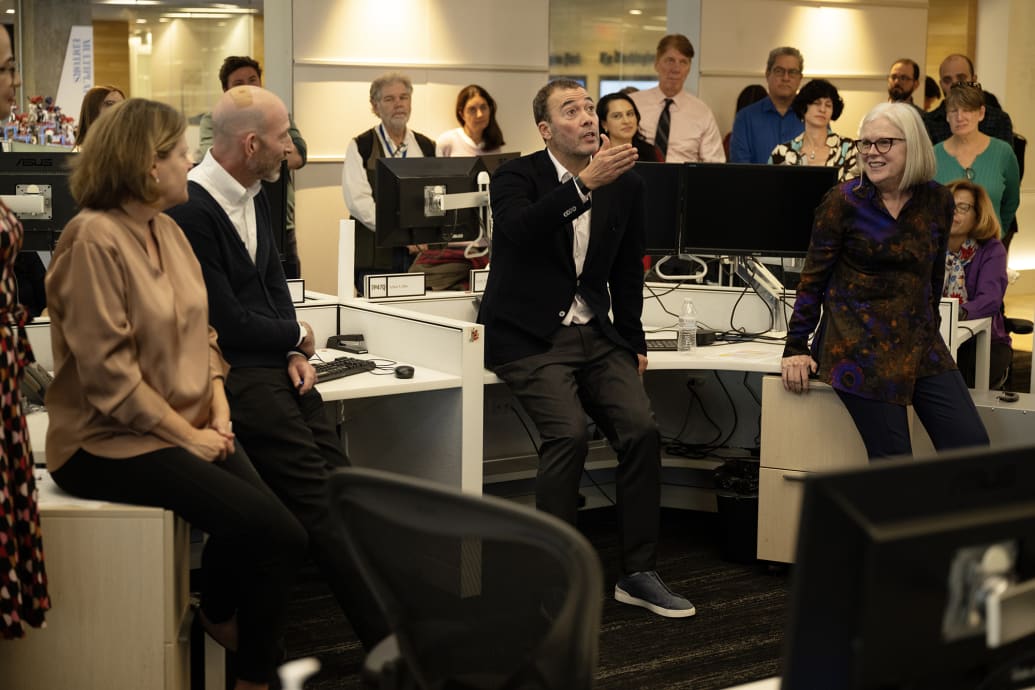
[934,137,1020,236]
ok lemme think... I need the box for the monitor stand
[731,256,789,332]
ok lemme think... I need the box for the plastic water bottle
[677,297,698,354]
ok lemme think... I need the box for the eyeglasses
[856,138,905,154]
[0,62,17,78]
[888,74,914,82]
[770,67,802,78]
[953,202,974,215]
[950,81,982,90]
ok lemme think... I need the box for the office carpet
[282,506,790,689]
[280,352,1032,688]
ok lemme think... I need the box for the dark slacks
[225,366,390,649]
[835,369,990,459]
[51,445,307,684]
[494,323,661,573]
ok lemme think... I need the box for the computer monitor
[375,157,487,248]
[599,77,657,99]
[783,444,1035,690]
[0,151,77,250]
[680,163,838,257]
[477,151,520,175]
[634,161,683,255]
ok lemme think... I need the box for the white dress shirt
[188,150,263,262]
[547,149,594,326]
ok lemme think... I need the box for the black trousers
[494,323,661,574]
[225,366,390,649]
[835,369,990,459]
[51,445,306,684]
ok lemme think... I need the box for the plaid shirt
[924,100,1014,145]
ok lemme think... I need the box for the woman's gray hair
[857,102,936,189]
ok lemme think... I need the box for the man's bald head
[209,85,293,186]
[212,85,286,144]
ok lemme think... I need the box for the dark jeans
[494,323,661,573]
[225,366,390,649]
[835,369,990,459]
[51,445,306,684]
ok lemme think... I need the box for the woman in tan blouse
[44,99,305,690]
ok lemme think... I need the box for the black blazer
[477,149,647,368]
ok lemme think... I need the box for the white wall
[977,0,1035,273]
[693,0,928,140]
[289,0,550,294]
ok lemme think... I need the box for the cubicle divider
[332,299,485,494]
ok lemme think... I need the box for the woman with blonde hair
[943,178,1011,388]
[46,98,305,689]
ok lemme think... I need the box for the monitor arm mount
[731,256,789,332]
[1,184,48,217]
[943,541,1035,650]
[424,171,492,259]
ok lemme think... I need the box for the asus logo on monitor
[15,158,55,168]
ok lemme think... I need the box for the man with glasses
[923,54,1014,145]
[630,34,725,163]
[887,58,921,106]
[342,72,436,291]
[729,46,805,163]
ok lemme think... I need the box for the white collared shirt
[546,149,594,326]
[189,150,263,262]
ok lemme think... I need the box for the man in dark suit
[478,79,694,618]
[168,85,389,651]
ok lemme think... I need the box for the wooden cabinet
[757,376,871,563]
[0,476,191,690]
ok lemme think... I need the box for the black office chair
[328,467,603,690]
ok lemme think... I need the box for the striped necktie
[655,98,674,160]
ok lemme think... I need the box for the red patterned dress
[0,201,49,638]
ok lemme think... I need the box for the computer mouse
[394,365,415,379]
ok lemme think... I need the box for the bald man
[168,86,389,653]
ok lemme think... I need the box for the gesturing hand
[578,134,638,190]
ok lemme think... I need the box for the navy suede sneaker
[615,570,695,618]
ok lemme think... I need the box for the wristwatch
[572,175,590,196]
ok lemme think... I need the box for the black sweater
[168,181,300,369]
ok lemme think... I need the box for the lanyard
[379,124,408,158]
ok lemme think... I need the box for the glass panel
[549,0,667,100]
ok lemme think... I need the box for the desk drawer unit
[757,468,807,563]
[0,505,191,690]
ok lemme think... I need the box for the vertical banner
[54,26,94,130]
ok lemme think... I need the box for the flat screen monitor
[0,151,77,250]
[478,151,520,175]
[680,163,838,257]
[375,157,487,249]
[634,161,683,255]
[783,444,1035,690]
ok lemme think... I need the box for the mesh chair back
[329,467,602,690]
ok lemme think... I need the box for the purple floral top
[784,178,957,405]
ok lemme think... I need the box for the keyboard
[313,356,377,382]
[646,338,678,351]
